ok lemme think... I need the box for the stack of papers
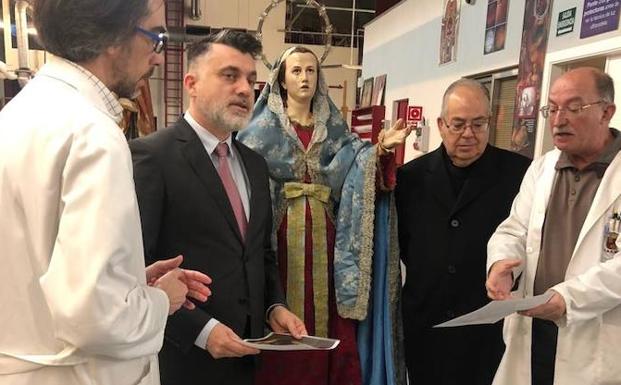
[242,333,340,351]
[434,292,554,328]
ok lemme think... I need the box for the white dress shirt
[184,111,251,349]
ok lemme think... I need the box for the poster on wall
[360,77,374,108]
[484,0,509,54]
[439,0,460,65]
[580,0,621,39]
[510,0,553,158]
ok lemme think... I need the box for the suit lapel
[426,147,456,212]
[175,119,243,243]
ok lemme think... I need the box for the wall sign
[407,106,423,123]
[580,0,621,39]
[557,7,577,36]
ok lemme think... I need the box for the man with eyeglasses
[395,79,531,385]
[0,1,212,385]
[486,67,621,385]
[135,26,168,55]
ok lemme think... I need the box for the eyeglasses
[442,118,490,134]
[539,100,606,119]
[135,26,168,54]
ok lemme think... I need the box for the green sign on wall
[557,7,577,36]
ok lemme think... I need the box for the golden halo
[256,0,333,70]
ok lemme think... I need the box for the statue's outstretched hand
[379,118,414,150]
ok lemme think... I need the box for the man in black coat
[395,79,531,385]
[130,30,306,385]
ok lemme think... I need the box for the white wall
[363,0,525,162]
[363,0,621,162]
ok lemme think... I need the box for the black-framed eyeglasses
[539,100,606,119]
[135,26,168,54]
[442,118,490,134]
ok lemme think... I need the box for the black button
[450,219,460,228]
[238,298,248,304]
[446,310,455,319]
[448,265,456,274]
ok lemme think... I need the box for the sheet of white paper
[434,292,554,328]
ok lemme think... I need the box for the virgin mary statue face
[280,52,318,104]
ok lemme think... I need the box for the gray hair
[591,68,615,103]
[440,78,491,118]
[32,0,151,63]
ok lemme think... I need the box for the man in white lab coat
[486,67,621,385]
[0,1,210,384]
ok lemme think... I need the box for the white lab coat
[487,147,621,385]
[0,58,169,385]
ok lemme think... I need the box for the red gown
[254,125,395,385]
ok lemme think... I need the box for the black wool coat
[395,144,531,385]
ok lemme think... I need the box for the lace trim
[337,146,377,320]
[289,118,314,131]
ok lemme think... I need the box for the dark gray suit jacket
[130,118,285,385]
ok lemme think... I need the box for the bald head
[437,78,491,167]
[548,66,616,169]
[555,67,614,103]
[441,78,491,118]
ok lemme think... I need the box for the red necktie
[215,142,247,239]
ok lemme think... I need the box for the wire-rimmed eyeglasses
[442,118,490,134]
[539,100,606,119]
[135,26,168,54]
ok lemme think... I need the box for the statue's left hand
[380,118,414,150]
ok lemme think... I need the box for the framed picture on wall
[371,74,387,106]
[360,77,374,107]
[484,0,509,55]
[439,0,460,65]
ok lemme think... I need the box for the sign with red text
[407,106,423,122]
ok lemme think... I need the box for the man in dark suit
[130,30,306,385]
[395,79,531,385]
